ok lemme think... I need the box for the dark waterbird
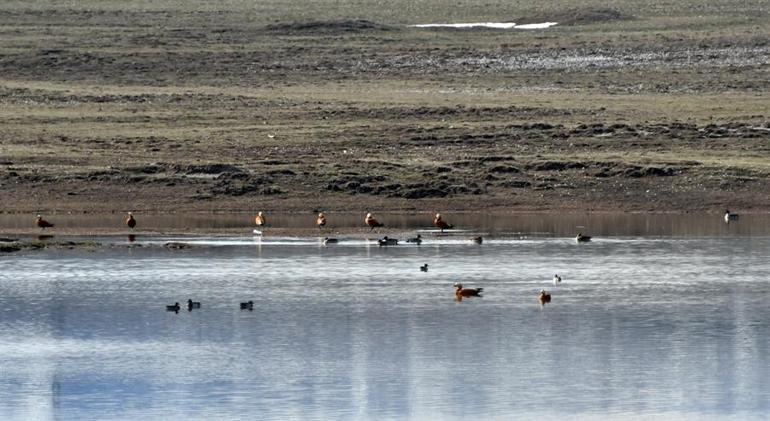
[405,234,423,244]
[378,236,398,246]
[240,301,254,310]
[187,299,201,311]
[166,302,180,313]
[576,233,592,243]
[420,264,429,272]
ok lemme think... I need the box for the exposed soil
[0,4,768,215]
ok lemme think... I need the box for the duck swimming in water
[166,302,180,313]
[553,274,562,285]
[454,282,483,297]
[472,236,483,244]
[405,234,423,244]
[240,301,254,310]
[724,209,739,222]
[378,236,398,246]
[538,290,552,304]
[575,233,592,243]
[187,299,201,311]
[420,264,429,272]
[323,237,338,245]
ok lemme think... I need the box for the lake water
[1,224,770,419]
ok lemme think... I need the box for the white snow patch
[412,22,557,29]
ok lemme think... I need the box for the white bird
[553,274,562,285]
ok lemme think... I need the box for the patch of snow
[515,22,559,29]
[412,22,557,29]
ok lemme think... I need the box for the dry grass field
[0,0,768,214]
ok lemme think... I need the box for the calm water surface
[1,231,770,419]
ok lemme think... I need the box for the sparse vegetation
[0,1,768,213]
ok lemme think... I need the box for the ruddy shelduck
[539,290,552,304]
[454,282,483,297]
[317,212,327,229]
[365,213,383,230]
[433,213,453,232]
[255,211,266,227]
[125,212,137,229]
[35,215,54,229]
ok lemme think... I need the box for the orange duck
[125,212,137,229]
[36,215,54,229]
[454,282,483,298]
[433,213,453,232]
[316,212,327,230]
[255,211,266,227]
[365,213,383,230]
[538,290,552,304]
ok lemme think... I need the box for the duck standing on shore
[36,215,54,230]
[433,213,453,232]
[255,211,266,227]
[125,212,137,229]
[365,213,384,230]
[317,212,327,230]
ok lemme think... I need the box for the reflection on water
[1,236,770,419]
[2,212,770,236]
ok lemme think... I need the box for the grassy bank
[0,1,768,213]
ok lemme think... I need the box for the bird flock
[28,209,739,310]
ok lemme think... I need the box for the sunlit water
[1,234,770,419]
